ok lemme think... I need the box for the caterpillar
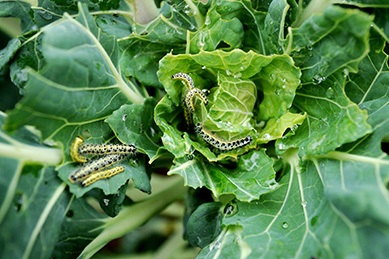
[79,143,137,156]
[68,153,128,183]
[70,136,87,163]
[184,87,209,113]
[80,166,125,187]
[172,72,194,89]
[195,123,252,151]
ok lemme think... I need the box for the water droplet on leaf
[282,222,289,229]
[325,87,335,99]
[312,74,325,85]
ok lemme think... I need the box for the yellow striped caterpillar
[172,72,195,89]
[172,72,209,126]
[195,123,252,151]
[70,136,88,163]
[80,166,125,187]
[184,87,209,113]
[70,136,137,163]
[68,153,128,183]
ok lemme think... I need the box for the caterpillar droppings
[69,153,128,183]
[195,123,252,151]
[80,166,125,187]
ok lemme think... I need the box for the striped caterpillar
[70,136,137,163]
[184,87,209,113]
[172,72,195,89]
[195,123,252,151]
[70,136,88,163]
[172,72,208,126]
[69,136,137,187]
[68,153,128,183]
[80,166,125,187]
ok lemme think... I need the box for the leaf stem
[292,0,335,27]
[79,176,185,258]
[312,151,389,165]
[0,142,62,165]
[184,0,204,28]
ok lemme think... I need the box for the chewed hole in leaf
[13,192,25,212]
[381,141,389,155]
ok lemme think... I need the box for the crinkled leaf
[206,73,255,136]
[119,1,196,87]
[156,49,301,161]
[277,71,372,156]
[188,0,243,53]
[288,5,373,83]
[257,111,306,144]
[106,97,162,160]
[263,0,290,54]
[168,149,278,202]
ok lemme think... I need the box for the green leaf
[119,1,196,87]
[188,0,244,53]
[0,38,21,76]
[277,71,372,156]
[168,149,278,202]
[5,5,145,140]
[186,202,222,248]
[53,198,107,258]
[106,97,161,160]
[156,49,301,161]
[0,112,70,258]
[199,147,389,258]
[0,1,34,33]
[288,5,373,83]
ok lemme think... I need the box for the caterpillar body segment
[184,88,209,113]
[70,136,87,163]
[80,166,125,187]
[172,72,195,89]
[69,154,128,183]
[195,123,252,151]
[79,143,137,156]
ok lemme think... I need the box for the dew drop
[342,68,349,77]
[282,222,289,229]
[204,15,211,25]
[301,200,307,208]
[325,87,335,99]
[262,133,273,140]
[122,114,127,121]
[278,143,286,150]
[312,74,325,85]
[103,199,110,206]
